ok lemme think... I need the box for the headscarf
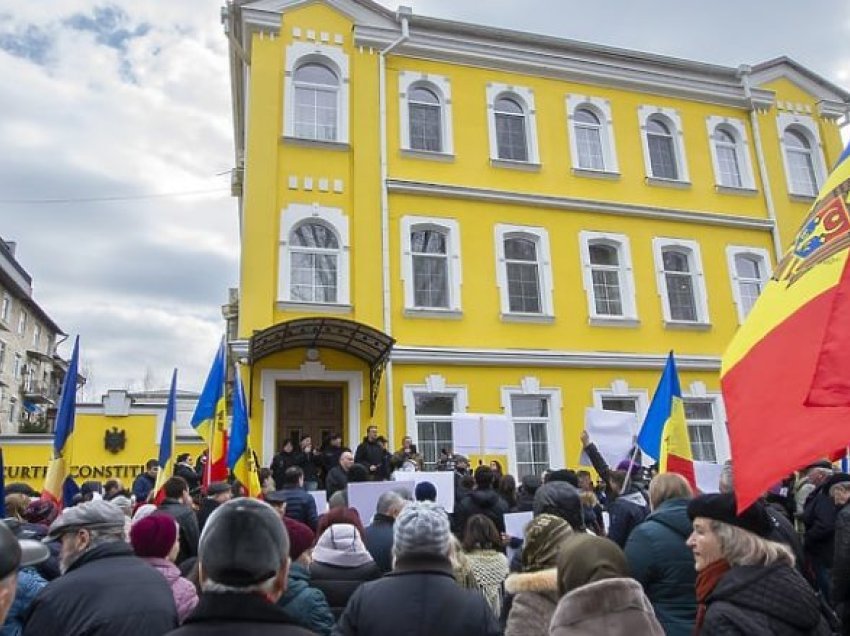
[521,514,573,572]
[556,533,629,595]
[23,498,59,527]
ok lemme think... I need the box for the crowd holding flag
[190,339,229,486]
[721,141,850,510]
[636,351,696,490]
[42,335,80,507]
[152,369,178,504]
[227,364,262,497]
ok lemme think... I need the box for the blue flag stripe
[158,369,178,469]
[190,339,226,427]
[636,352,683,459]
[53,336,79,455]
[227,365,249,470]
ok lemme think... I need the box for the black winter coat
[174,463,200,491]
[364,514,395,573]
[454,489,509,535]
[309,560,382,619]
[832,503,850,630]
[281,486,319,531]
[325,466,348,498]
[158,498,201,564]
[23,542,178,636]
[166,591,317,636]
[271,451,299,489]
[607,487,650,548]
[293,449,320,483]
[702,563,832,635]
[803,484,838,567]
[333,556,501,636]
[196,497,221,534]
[354,439,386,478]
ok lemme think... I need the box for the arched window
[726,246,771,323]
[646,116,678,180]
[410,228,449,308]
[408,85,442,152]
[293,62,339,141]
[289,222,340,303]
[662,248,697,321]
[713,127,742,188]
[504,235,541,313]
[494,96,529,162]
[783,128,818,197]
[573,108,604,170]
[588,243,623,316]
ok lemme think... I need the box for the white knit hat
[393,501,450,559]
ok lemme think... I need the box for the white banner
[579,408,638,467]
[392,470,456,513]
[347,480,415,525]
[452,413,513,455]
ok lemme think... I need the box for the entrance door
[277,385,344,452]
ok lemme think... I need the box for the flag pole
[621,441,640,493]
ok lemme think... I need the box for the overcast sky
[1,1,849,397]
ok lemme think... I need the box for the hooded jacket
[549,578,664,636]
[277,562,335,636]
[702,563,831,635]
[802,482,837,567]
[142,557,199,624]
[454,489,509,535]
[623,498,696,636]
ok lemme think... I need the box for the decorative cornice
[387,179,775,231]
[818,99,849,121]
[391,345,722,371]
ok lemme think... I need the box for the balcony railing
[21,381,57,404]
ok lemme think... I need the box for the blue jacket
[281,487,319,531]
[132,472,156,503]
[277,562,335,636]
[624,498,696,636]
[364,514,395,573]
[1,568,46,636]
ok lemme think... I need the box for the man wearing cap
[0,521,49,630]
[197,481,233,534]
[23,500,178,635]
[335,501,500,635]
[166,498,316,635]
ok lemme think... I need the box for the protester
[24,500,178,635]
[489,460,504,485]
[259,468,277,494]
[461,514,509,617]
[830,474,850,634]
[130,513,199,623]
[320,434,344,486]
[277,520,334,636]
[165,498,316,635]
[314,495,367,541]
[0,520,49,632]
[309,523,381,618]
[326,451,354,498]
[686,492,831,635]
[414,481,437,503]
[516,475,540,512]
[624,473,696,636]
[390,436,423,473]
[272,439,299,490]
[579,490,604,535]
[550,533,664,636]
[132,459,159,502]
[354,425,385,480]
[158,476,200,564]
[498,475,518,512]
[294,435,321,491]
[532,481,585,531]
[277,467,319,531]
[454,466,509,535]
[335,501,501,635]
[4,494,28,521]
[504,514,573,636]
[364,490,407,573]
[174,453,201,491]
[103,479,124,500]
[801,460,837,601]
[196,481,233,533]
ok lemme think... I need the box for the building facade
[224,0,850,475]
[0,238,68,436]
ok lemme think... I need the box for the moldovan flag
[227,365,261,497]
[637,352,696,490]
[190,339,228,486]
[152,369,178,504]
[42,336,79,506]
[722,141,850,511]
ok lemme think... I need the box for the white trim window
[403,380,468,471]
[684,399,720,462]
[706,117,755,190]
[638,106,689,183]
[284,43,350,143]
[653,238,710,325]
[593,381,650,423]
[578,231,637,323]
[726,246,771,323]
[487,84,539,165]
[13,353,22,381]
[502,380,564,478]
[399,73,453,155]
[17,311,26,336]
[32,324,41,349]
[0,293,10,323]
[8,396,17,427]
[566,96,619,174]
[0,340,5,371]
[495,224,554,319]
[278,204,350,307]
[401,216,462,313]
[777,114,826,198]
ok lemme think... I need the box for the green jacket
[278,562,335,636]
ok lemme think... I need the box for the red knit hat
[130,513,178,558]
[282,515,315,561]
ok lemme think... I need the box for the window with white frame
[726,246,771,323]
[639,107,689,183]
[600,396,638,413]
[32,324,41,349]
[495,225,554,318]
[0,293,10,323]
[399,73,454,155]
[706,117,755,190]
[278,204,350,306]
[0,340,5,370]
[566,97,619,174]
[784,128,820,196]
[579,232,637,321]
[13,354,21,381]
[684,399,718,462]
[487,84,539,164]
[401,217,462,313]
[653,238,709,324]
[17,310,26,335]
[509,395,551,478]
[9,396,16,426]
[284,43,349,144]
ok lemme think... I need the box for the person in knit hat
[335,501,500,636]
[503,514,573,636]
[130,513,198,623]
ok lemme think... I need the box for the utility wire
[0,187,230,205]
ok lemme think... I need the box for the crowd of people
[1,427,848,635]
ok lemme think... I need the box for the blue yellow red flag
[190,339,228,485]
[42,336,79,505]
[722,142,850,510]
[227,365,261,497]
[152,369,178,503]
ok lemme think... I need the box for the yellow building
[222,0,850,476]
